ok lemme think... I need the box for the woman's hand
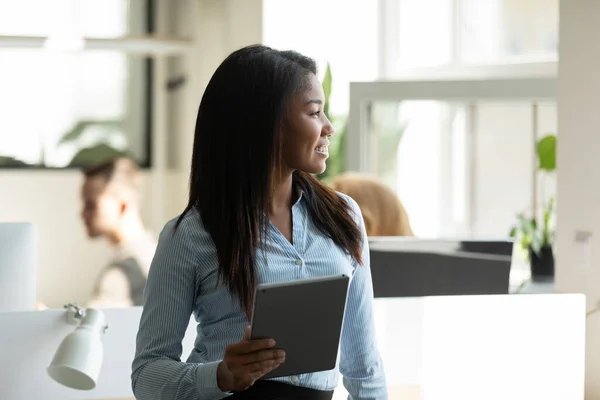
[217,326,286,392]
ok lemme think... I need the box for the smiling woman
[131,45,388,400]
[281,73,334,176]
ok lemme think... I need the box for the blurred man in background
[80,157,157,307]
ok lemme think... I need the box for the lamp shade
[47,308,106,390]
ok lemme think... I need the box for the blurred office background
[2,0,600,396]
[0,0,558,303]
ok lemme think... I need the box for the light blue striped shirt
[131,192,387,399]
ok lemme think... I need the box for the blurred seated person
[80,157,157,308]
[331,172,414,236]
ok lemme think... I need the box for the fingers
[229,338,276,355]
[231,357,285,390]
[244,356,286,374]
[242,326,251,341]
[242,349,285,366]
[222,330,285,392]
[244,338,277,353]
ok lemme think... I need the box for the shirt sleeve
[87,267,133,308]
[131,214,231,400]
[339,196,388,400]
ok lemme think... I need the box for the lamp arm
[64,303,86,325]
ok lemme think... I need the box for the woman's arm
[131,215,229,400]
[339,196,388,400]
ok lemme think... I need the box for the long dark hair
[177,45,362,316]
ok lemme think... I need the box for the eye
[311,110,321,117]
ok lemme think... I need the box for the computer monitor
[0,222,37,312]
[368,237,513,297]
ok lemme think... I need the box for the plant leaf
[322,62,332,114]
[68,143,128,167]
[516,214,536,236]
[536,134,556,172]
[530,236,542,256]
[59,120,122,145]
[521,237,531,251]
[317,118,347,182]
[541,196,556,246]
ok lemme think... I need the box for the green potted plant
[509,133,556,281]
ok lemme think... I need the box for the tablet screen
[249,274,350,379]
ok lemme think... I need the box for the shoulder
[157,208,214,255]
[334,191,363,220]
[160,207,204,240]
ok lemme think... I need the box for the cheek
[97,200,121,221]
[282,118,322,165]
[295,121,321,150]
[283,136,314,165]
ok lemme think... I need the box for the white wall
[556,0,600,397]
[472,103,557,237]
[0,0,264,308]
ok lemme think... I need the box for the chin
[295,158,327,175]
[85,228,101,238]
[303,164,327,175]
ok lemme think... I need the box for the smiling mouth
[315,146,328,154]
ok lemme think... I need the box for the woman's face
[281,73,334,175]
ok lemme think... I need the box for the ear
[119,201,128,216]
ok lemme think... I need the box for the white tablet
[249,274,351,379]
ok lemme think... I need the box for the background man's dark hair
[83,157,143,202]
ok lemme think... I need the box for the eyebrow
[306,99,323,105]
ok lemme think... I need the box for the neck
[107,213,146,246]
[270,171,294,215]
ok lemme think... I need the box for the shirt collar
[293,187,305,207]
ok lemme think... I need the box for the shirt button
[291,375,299,383]
[295,259,303,266]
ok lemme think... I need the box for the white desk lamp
[47,304,109,390]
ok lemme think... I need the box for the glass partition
[366,99,556,240]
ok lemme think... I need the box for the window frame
[347,76,556,172]
[346,77,556,238]
[377,0,558,78]
[350,0,560,238]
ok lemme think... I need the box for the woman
[131,45,387,400]
[330,172,414,237]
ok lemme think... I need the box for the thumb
[242,325,251,341]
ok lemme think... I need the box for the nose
[322,115,334,137]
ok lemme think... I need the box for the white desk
[335,294,585,400]
[0,294,585,400]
